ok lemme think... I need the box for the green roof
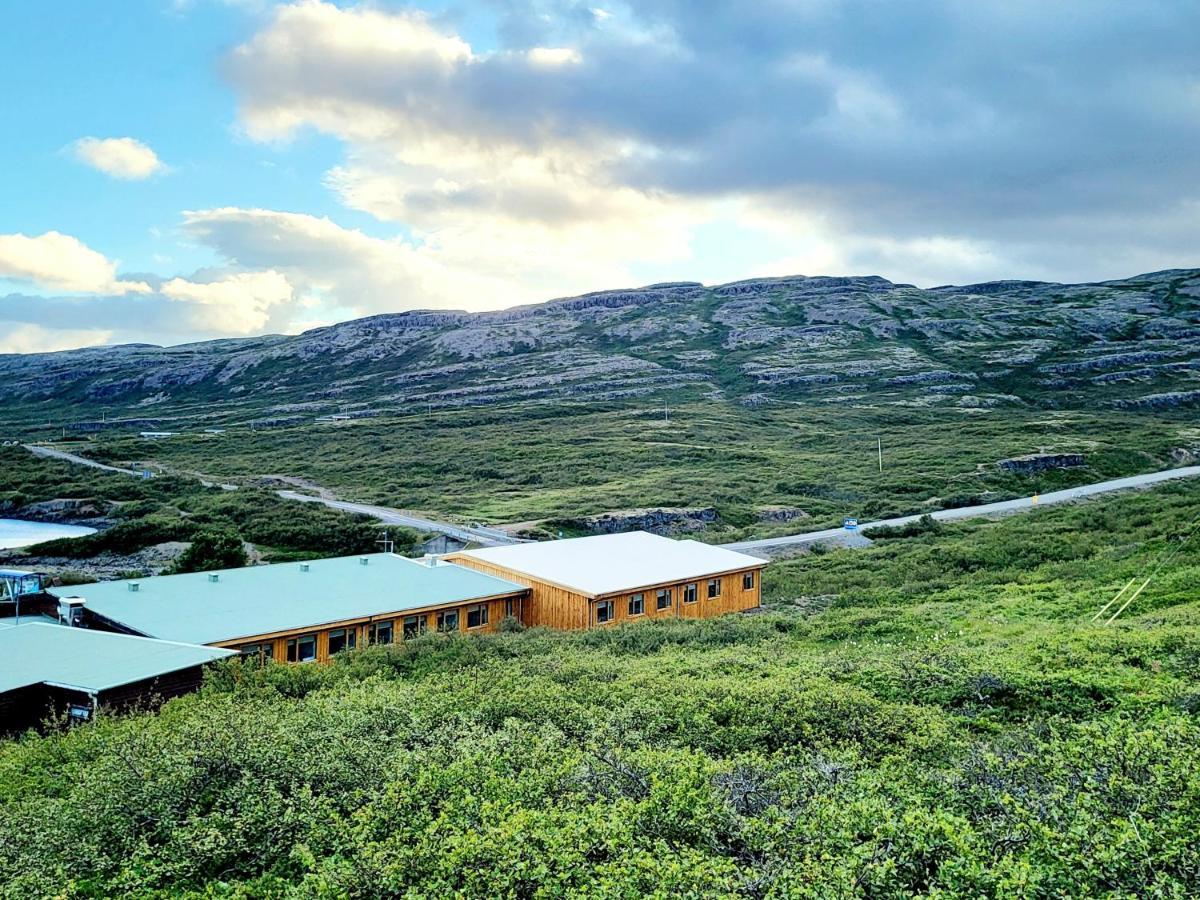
[0,621,233,694]
[48,553,525,645]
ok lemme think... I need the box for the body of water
[0,518,97,550]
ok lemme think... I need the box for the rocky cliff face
[2,269,1198,426]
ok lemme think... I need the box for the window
[743,571,755,591]
[628,593,645,616]
[370,621,394,645]
[467,604,489,629]
[505,597,515,618]
[286,634,317,663]
[328,628,357,656]
[437,610,460,633]
[596,600,614,624]
[683,583,698,604]
[239,642,273,665]
[656,588,672,610]
[707,578,721,599]
[403,615,427,640]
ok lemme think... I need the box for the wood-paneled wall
[447,554,764,631]
[444,556,592,629]
[590,568,762,627]
[217,591,525,664]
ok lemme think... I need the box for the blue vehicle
[843,517,859,531]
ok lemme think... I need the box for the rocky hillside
[2,269,1198,428]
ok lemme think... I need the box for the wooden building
[47,554,527,665]
[448,531,766,630]
[41,535,768,668]
[0,620,233,735]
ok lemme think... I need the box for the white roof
[455,531,765,598]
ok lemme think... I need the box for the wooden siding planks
[219,593,524,664]
[447,552,763,631]
[445,555,592,629]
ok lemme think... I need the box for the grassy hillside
[0,446,423,566]
[6,267,1196,546]
[3,270,1198,428]
[2,483,1198,896]
[65,400,1200,536]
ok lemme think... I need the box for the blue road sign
[843,517,858,531]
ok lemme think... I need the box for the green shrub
[171,529,249,573]
[27,516,194,558]
[864,513,943,539]
[3,460,1200,895]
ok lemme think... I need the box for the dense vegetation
[171,529,249,573]
[2,482,1198,897]
[0,445,422,563]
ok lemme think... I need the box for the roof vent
[359,556,369,566]
[128,582,140,593]
[299,563,310,573]
[208,573,220,583]
[58,596,85,627]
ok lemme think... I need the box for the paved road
[722,465,1200,555]
[22,444,517,544]
[277,491,521,546]
[23,444,240,490]
[27,441,1198,554]
[24,444,148,476]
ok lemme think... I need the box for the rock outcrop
[557,507,720,536]
[998,453,1086,474]
[1,269,1197,425]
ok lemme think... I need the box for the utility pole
[877,436,883,473]
[376,530,394,554]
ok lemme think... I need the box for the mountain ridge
[2,268,1198,427]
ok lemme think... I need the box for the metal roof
[0,621,233,695]
[47,553,525,645]
[455,531,767,599]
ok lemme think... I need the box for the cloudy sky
[2,1,1198,352]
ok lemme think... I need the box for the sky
[1,1,1198,352]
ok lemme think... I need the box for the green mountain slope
[2,269,1198,427]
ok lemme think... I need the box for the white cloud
[1,322,114,354]
[526,46,581,67]
[218,0,1200,297]
[179,192,702,328]
[216,2,713,316]
[735,201,1010,287]
[227,2,472,144]
[0,231,151,295]
[160,269,294,333]
[72,137,166,180]
[180,206,516,319]
[11,0,1196,352]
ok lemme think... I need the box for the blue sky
[2,2,356,273]
[1,0,1197,351]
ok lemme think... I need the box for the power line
[1093,511,1200,625]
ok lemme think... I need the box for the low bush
[3,465,1200,895]
[170,529,249,573]
[864,513,943,540]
